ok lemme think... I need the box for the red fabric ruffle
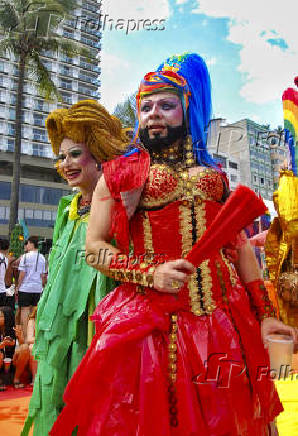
[103,148,150,252]
[50,283,282,436]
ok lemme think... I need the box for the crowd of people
[1,52,297,436]
[0,236,45,389]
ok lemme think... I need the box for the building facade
[207,118,288,200]
[0,0,101,238]
[207,118,241,191]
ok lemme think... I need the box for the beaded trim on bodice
[139,164,224,209]
[130,163,233,317]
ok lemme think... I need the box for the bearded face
[138,92,185,153]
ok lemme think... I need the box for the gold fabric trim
[194,202,216,315]
[200,260,215,314]
[179,203,193,257]
[178,200,215,315]
[194,202,205,239]
[220,249,237,287]
[143,211,154,262]
[168,313,179,427]
[178,202,203,315]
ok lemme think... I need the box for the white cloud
[100,51,137,111]
[250,114,261,123]
[206,56,217,67]
[102,0,170,22]
[193,0,298,104]
[99,1,170,112]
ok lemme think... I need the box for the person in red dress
[51,53,298,436]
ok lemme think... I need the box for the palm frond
[0,36,17,57]
[28,50,62,102]
[44,0,79,14]
[0,1,20,32]
[39,36,92,60]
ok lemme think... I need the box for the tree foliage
[0,0,90,101]
[9,223,24,258]
[113,93,137,128]
[0,0,93,234]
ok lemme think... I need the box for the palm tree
[0,0,91,235]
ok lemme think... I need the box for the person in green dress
[22,100,127,436]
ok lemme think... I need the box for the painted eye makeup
[161,102,176,110]
[56,149,82,161]
[140,103,152,112]
[69,149,82,158]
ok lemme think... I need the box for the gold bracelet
[107,266,155,288]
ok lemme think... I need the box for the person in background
[22,100,127,436]
[13,307,37,387]
[16,236,46,341]
[0,239,18,312]
[0,306,16,388]
[0,240,9,307]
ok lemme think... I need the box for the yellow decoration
[265,169,298,326]
[275,378,298,436]
[68,193,81,221]
[46,99,127,162]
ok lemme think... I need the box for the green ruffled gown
[22,194,114,436]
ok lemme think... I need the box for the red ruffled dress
[51,150,282,436]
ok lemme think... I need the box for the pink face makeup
[58,138,99,190]
[139,92,183,139]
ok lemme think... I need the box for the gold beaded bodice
[130,163,236,317]
[139,163,224,209]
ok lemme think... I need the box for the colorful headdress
[135,53,215,166]
[46,100,127,162]
[136,70,191,114]
[282,77,298,175]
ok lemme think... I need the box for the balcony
[33,117,45,127]
[60,80,72,90]
[60,67,72,77]
[92,65,101,73]
[63,30,74,39]
[83,2,99,13]
[60,55,74,64]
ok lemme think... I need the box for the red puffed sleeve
[102,148,150,252]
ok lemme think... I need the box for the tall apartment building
[207,118,288,200]
[207,118,241,191]
[0,0,101,238]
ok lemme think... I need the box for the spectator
[17,236,46,340]
[0,239,17,312]
[0,306,16,388]
[13,307,37,387]
[0,239,9,307]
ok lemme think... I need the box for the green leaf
[28,51,62,102]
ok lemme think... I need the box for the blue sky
[100,0,298,129]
